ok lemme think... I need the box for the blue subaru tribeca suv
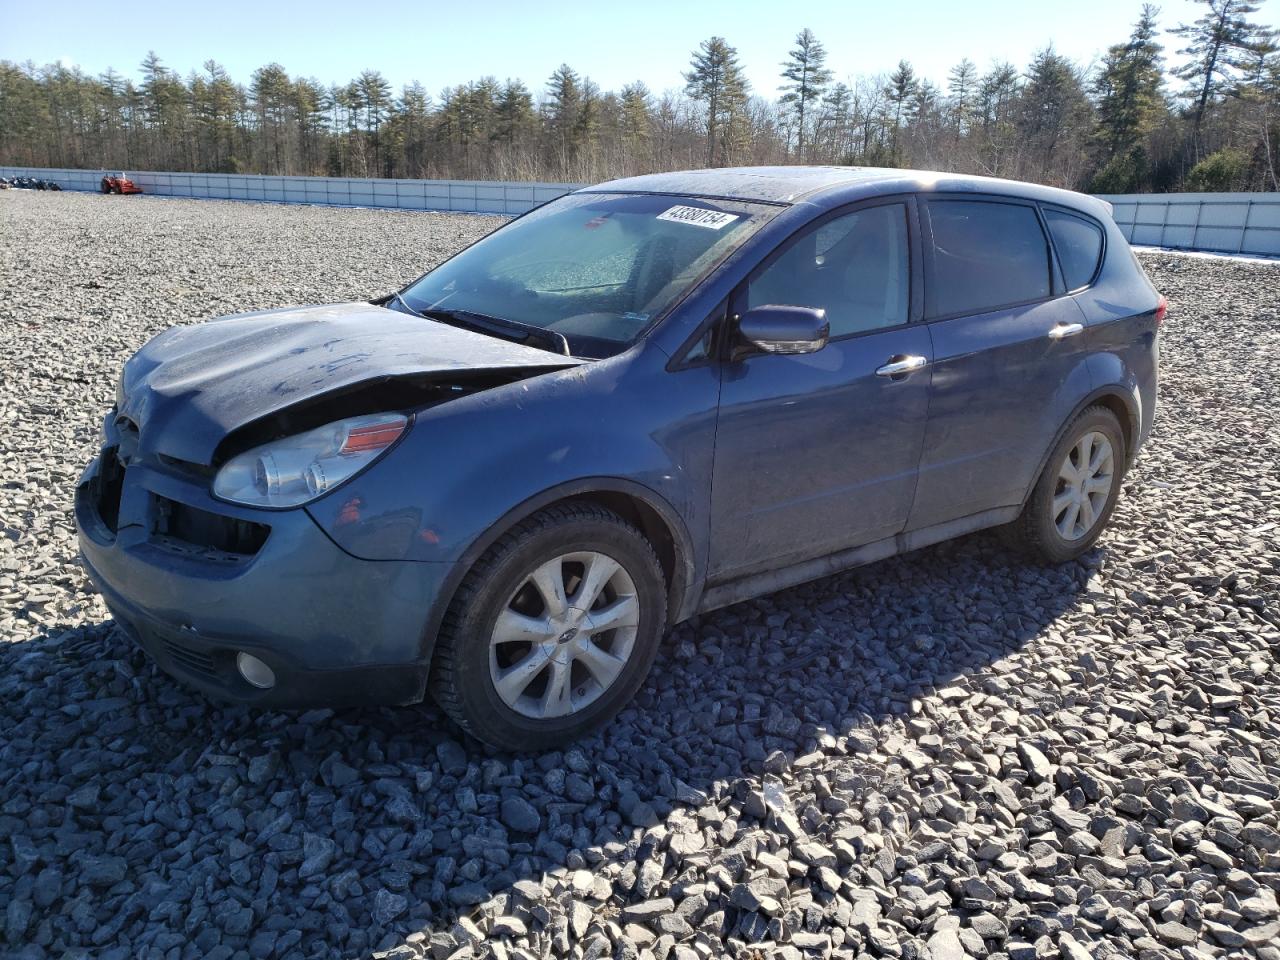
[77,167,1162,749]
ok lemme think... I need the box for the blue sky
[3,0,1272,98]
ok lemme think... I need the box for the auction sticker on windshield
[656,205,740,229]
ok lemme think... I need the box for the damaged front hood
[117,302,583,465]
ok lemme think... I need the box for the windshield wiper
[423,307,572,357]
[385,290,416,315]
[386,292,570,357]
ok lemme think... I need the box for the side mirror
[736,305,829,357]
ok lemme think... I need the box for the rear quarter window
[926,199,1051,317]
[1044,209,1105,291]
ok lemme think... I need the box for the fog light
[236,652,276,689]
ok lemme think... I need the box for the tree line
[1,0,1276,193]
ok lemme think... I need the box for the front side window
[746,203,909,337]
[1045,209,1104,291]
[401,192,770,358]
[926,200,1051,317]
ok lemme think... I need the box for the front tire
[429,502,667,751]
[1003,405,1126,564]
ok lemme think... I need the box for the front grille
[152,496,270,558]
[156,454,216,480]
[115,416,140,462]
[96,446,126,533]
[161,638,220,679]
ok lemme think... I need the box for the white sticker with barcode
[656,205,740,230]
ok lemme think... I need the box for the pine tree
[684,37,749,166]
[5,22,1280,191]
[575,76,602,167]
[96,67,129,166]
[779,28,833,160]
[250,64,292,174]
[820,81,854,161]
[1019,47,1095,185]
[947,59,979,138]
[355,70,392,175]
[884,60,918,164]
[619,82,652,161]
[544,64,583,171]
[197,61,241,172]
[494,79,534,146]
[138,51,186,168]
[1233,37,1280,188]
[326,82,359,174]
[1096,5,1166,160]
[972,62,1021,176]
[395,81,432,177]
[469,78,501,145]
[295,77,328,175]
[1170,0,1277,156]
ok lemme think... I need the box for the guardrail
[0,166,578,216]
[3,165,1277,255]
[1097,192,1280,257]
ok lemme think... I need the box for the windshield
[400,192,772,358]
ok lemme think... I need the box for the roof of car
[585,166,1110,218]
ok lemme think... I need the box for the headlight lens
[212,413,408,508]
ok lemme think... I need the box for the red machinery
[101,173,142,195]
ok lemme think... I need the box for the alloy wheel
[489,551,640,719]
[1053,430,1115,541]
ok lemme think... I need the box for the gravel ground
[1,190,1278,960]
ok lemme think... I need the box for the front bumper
[75,447,452,707]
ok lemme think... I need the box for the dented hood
[117,302,582,465]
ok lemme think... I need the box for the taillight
[1154,295,1167,327]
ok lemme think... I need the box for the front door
[709,199,931,581]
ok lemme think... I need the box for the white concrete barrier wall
[1097,192,1280,257]
[0,166,580,216]
[4,166,1277,255]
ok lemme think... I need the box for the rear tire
[1002,405,1126,564]
[429,502,667,751]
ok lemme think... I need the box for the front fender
[443,474,701,627]
[306,340,718,576]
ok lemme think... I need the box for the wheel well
[1092,392,1135,460]
[1020,389,1141,513]
[424,485,692,664]
[566,491,680,603]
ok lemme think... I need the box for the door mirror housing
[736,305,829,357]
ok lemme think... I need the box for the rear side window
[1045,209,1104,291]
[926,200,1050,316]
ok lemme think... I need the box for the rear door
[708,197,932,580]
[907,196,1096,530]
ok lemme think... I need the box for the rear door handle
[1048,322,1084,340]
[875,355,928,378]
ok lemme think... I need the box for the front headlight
[212,412,408,508]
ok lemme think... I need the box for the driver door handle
[1048,322,1085,340]
[876,355,929,378]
